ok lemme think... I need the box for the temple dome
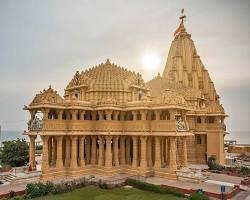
[65,59,147,104]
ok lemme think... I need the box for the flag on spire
[174,24,181,36]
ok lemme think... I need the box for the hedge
[126,178,186,198]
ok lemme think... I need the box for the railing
[194,123,223,132]
[42,120,176,132]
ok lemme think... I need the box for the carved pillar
[140,110,147,120]
[169,137,177,171]
[70,136,78,169]
[154,110,160,120]
[132,111,138,120]
[79,110,85,120]
[113,136,119,166]
[91,136,97,165]
[165,137,169,166]
[180,137,188,167]
[147,137,152,167]
[154,136,161,169]
[42,109,49,120]
[120,111,125,121]
[29,135,37,170]
[55,136,63,169]
[132,136,138,168]
[57,110,64,120]
[98,111,104,120]
[51,137,57,166]
[140,136,147,169]
[105,110,112,120]
[85,137,91,164]
[79,136,85,167]
[169,110,176,121]
[98,136,104,166]
[65,136,71,167]
[126,137,131,165]
[113,111,119,121]
[105,136,112,168]
[41,136,49,172]
[91,111,97,120]
[120,136,126,165]
[70,110,77,120]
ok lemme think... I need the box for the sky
[0,0,249,137]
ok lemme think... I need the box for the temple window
[196,135,202,144]
[208,117,215,123]
[197,117,202,123]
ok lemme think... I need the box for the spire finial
[179,8,186,23]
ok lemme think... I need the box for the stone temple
[24,14,226,180]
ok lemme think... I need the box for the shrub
[98,180,108,189]
[9,190,16,198]
[126,178,185,198]
[26,181,55,198]
[240,166,250,176]
[207,155,224,171]
[189,193,210,200]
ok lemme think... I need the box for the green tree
[0,138,29,167]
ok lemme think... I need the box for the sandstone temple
[24,13,226,180]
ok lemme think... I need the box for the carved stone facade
[24,14,226,180]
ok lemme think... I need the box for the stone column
[98,136,104,166]
[29,135,37,170]
[105,110,112,120]
[91,111,97,120]
[51,137,57,166]
[120,112,125,121]
[41,136,49,172]
[91,136,97,165]
[132,111,138,120]
[165,137,169,166]
[120,136,126,165]
[56,136,64,169]
[113,111,119,120]
[57,110,64,120]
[126,137,131,165]
[169,137,177,171]
[98,111,103,120]
[180,137,188,167]
[154,110,160,120]
[85,137,91,164]
[147,137,152,167]
[105,136,112,168]
[113,136,119,167]
[169,110,176,121]
[65,137,71,167]
[154,136,161,169]
[70,136,78,169]
[140,110,147,120]
[79,136,85,167]
[71,110,78,120]
[132,136,138,168]
[140,136,147,169]
[79,110,85,120]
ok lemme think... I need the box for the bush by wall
[126,178,185,198]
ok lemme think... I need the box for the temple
[24,12,226,180]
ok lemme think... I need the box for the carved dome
[65,59,148,104]
[66,59,146,92]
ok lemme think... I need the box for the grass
[35,185,185,200]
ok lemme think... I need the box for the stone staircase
[0,173,18,182]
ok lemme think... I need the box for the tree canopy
[0,138,29,167]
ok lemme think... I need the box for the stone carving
[28,117,43,131]
[176,117,187,131]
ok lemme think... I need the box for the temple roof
[29,86,64,106]
[66,59,147,92]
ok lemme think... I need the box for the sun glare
[142,51,160,71]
